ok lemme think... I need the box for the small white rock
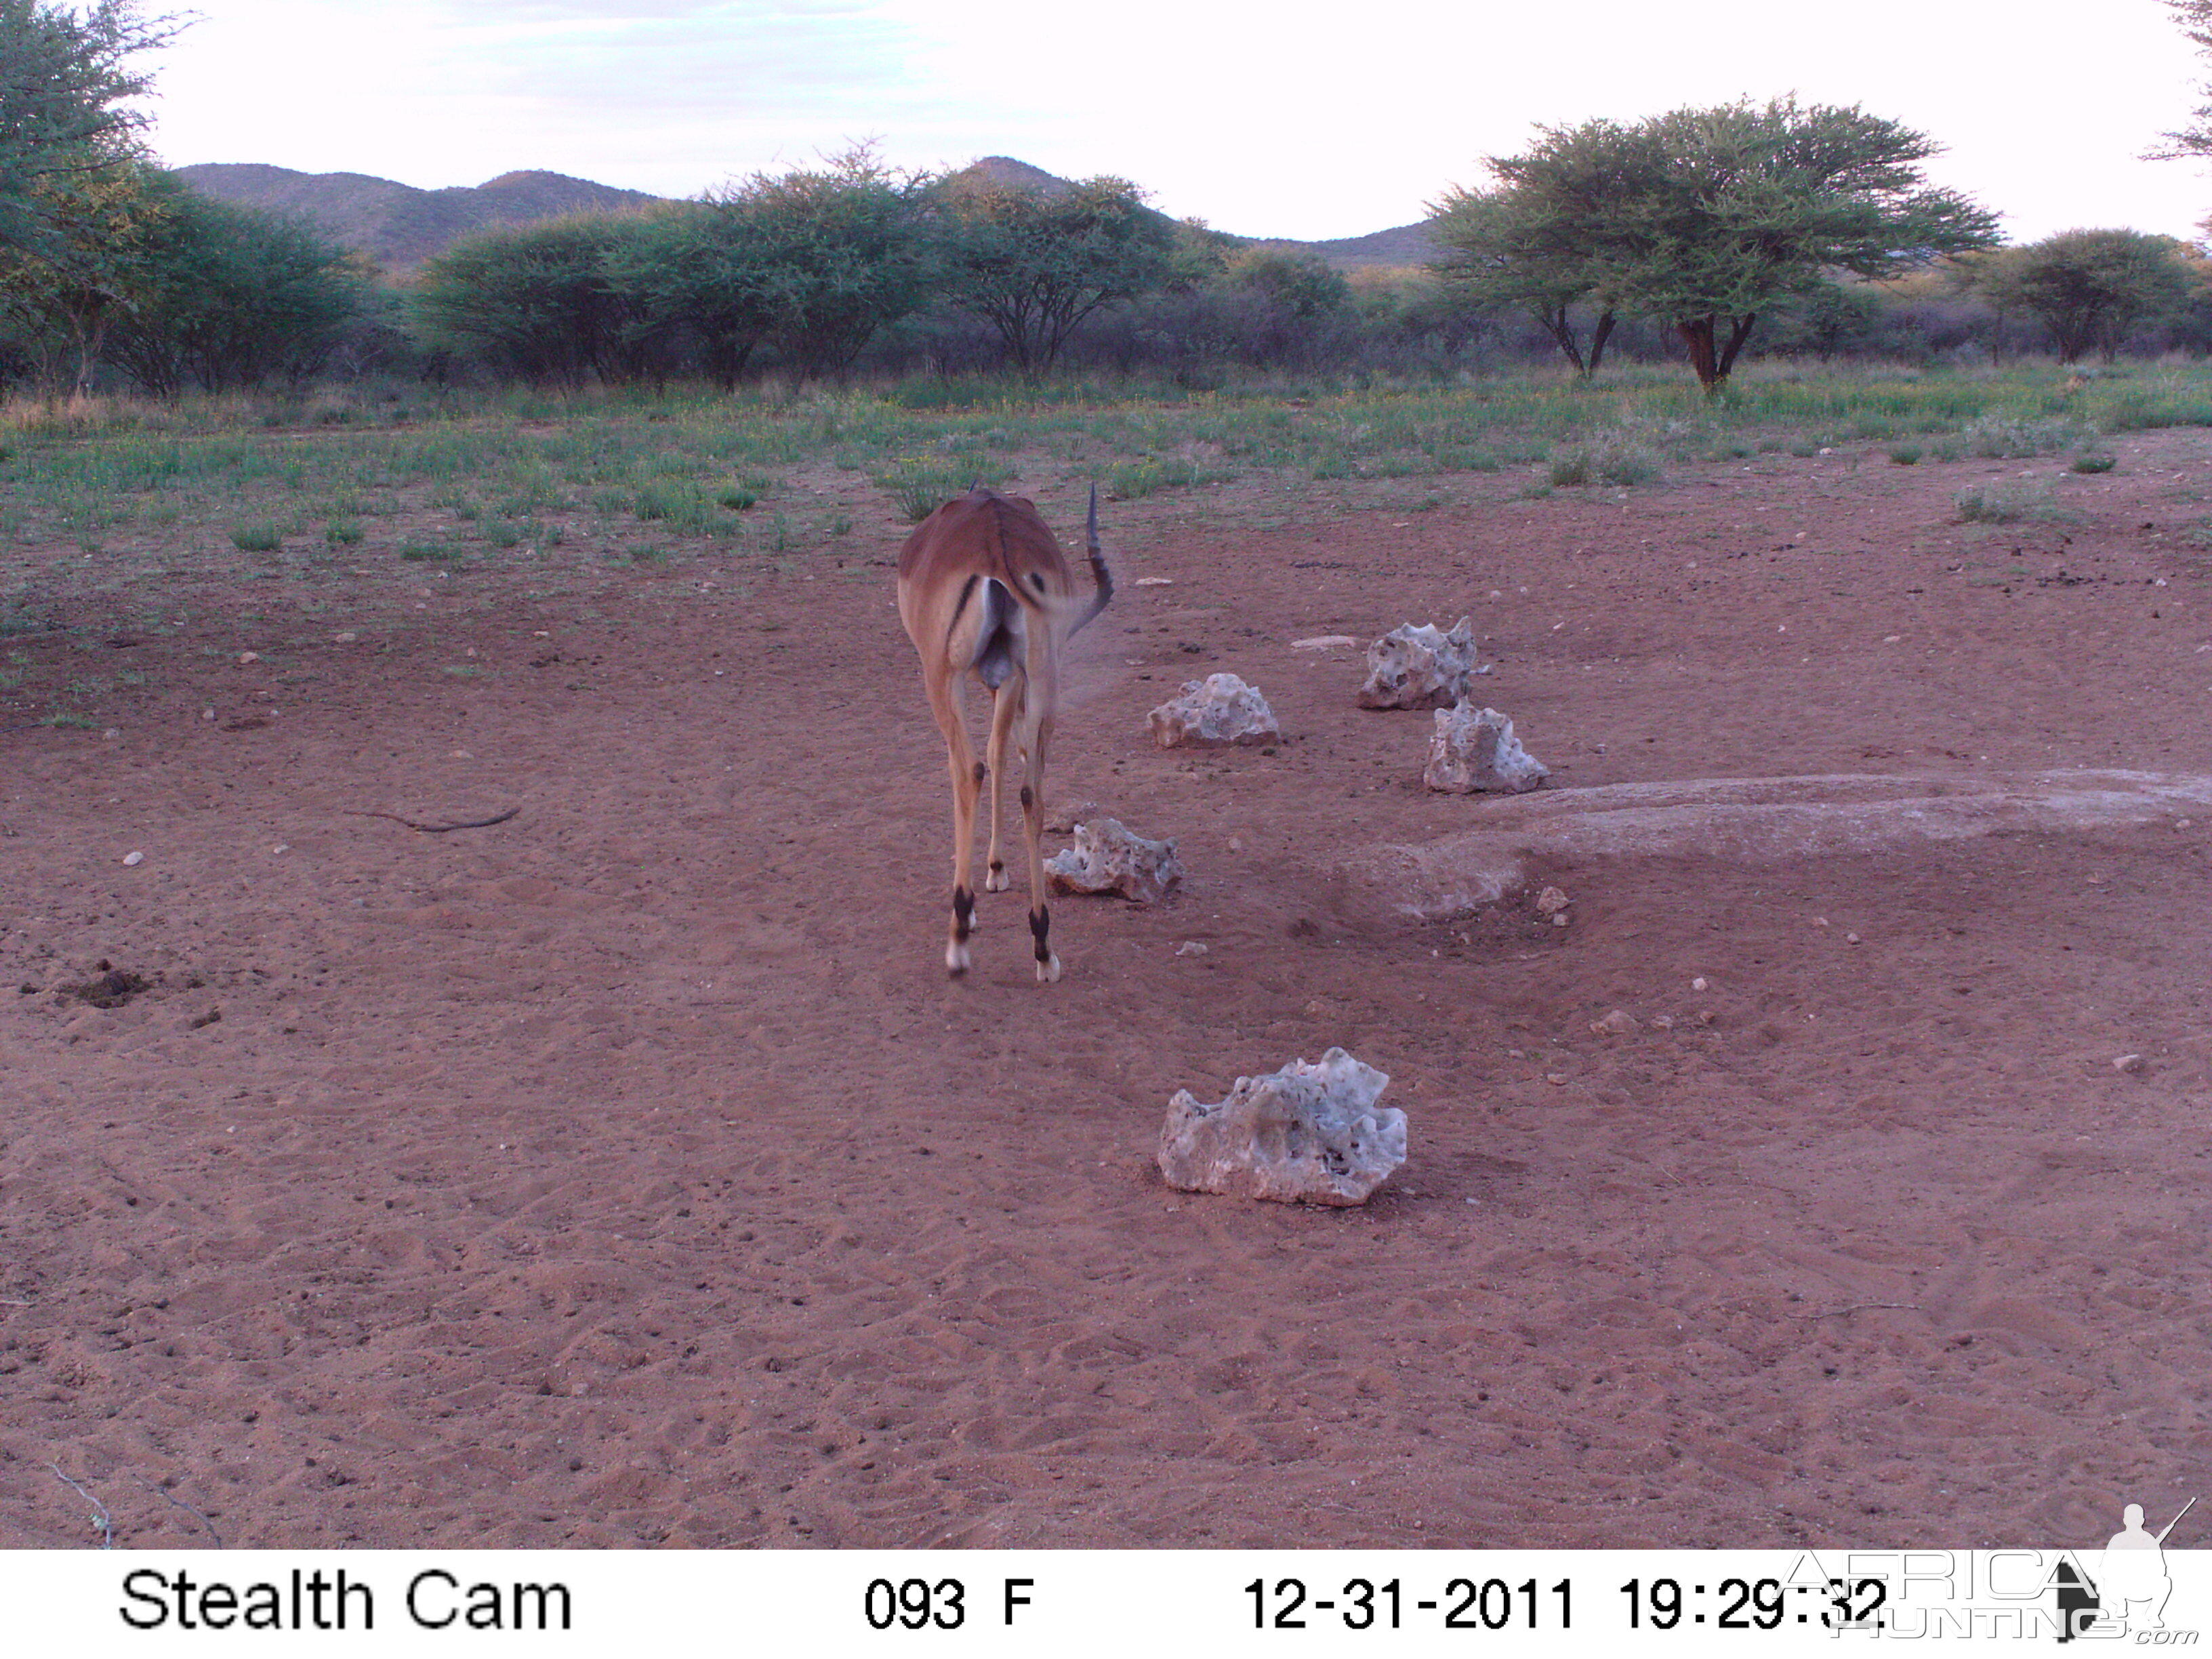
[1158,1047,1406,1207]
[333,631,358,643]
[1291,634,1358,650]
[1845,932,1861,944]
[2114,1054,2145,1075]
[1174,941,1209,957]
[1424,702,1548,794]
[1149,674,1279,748]
[1359,618,1485,709]
[1591,1008,1640,1036]
[121,851,144,867]
[1692,976,1709,991]
[1535,886,1570,916]
[272,844,289,855]
[237,651,260,665]
[201,708,215,722]
[1134,576,1174,587]
[1046,817,1186,905]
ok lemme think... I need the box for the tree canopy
[1431,98,2000,391]
[2152,0,2212,165]
[735,148,933,377]
[936,176,1174,375]
[1963,230,2195,363]
[0,0,174,260]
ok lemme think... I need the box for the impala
[896,485,1113,981]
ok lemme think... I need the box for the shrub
[1549,432,1662,487]
[2070,453,2116,474]
[230,523,281,552]
[1959,415,2085,457]
[1888,443,1923,465]
[1106,455,1221,499]
[872,457,1005,523]
[1955,480,2063,523]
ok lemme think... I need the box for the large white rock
[1046,817,1186,905]
[1158,1048,1406,1206]
[1149,673,1279,748]
[1358,618,1486,710]
[1423,701,1549,794]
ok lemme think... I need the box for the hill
[173,157,1436,273]
[171,165,665,269]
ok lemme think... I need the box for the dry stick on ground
[134,1475,222,1548]
[50,1464,114,1548]
[342,806,520,834]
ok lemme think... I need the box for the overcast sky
[146,0,2207,245]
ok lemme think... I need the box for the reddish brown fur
[896,488,1107,981]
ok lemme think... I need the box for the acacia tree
[1964,230,2193,363]
[937,176,1174,375]
[0,0,176,391]
[735,148,933,377]
[0,0,173,246]
[100,178,367,394]
[2152,0,2212,163]
[1428,126,1629,377]
[610,200,776,390]
[1439,100,1999,393]
[415,216,671,388]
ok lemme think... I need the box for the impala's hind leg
[982,676,1021,894]
[928,674,983,975]
[1019,659,1061,985]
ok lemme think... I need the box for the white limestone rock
[1046,817,1186,905]
[1158,1047,1406,1207]
[1423,701,1549,794]
[1149,673,1279,748]
[1358,618,1486,710]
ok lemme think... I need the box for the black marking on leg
[1019,784,1033,810]
[988,857,1004,877]
[952,885,975,942]
[1029,905,1052,964]
[972,760,987,785]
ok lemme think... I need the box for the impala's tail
[1069,484,1113,636]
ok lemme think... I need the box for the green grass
[0,360,2203,573]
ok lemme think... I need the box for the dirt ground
[3,428,2210,1550]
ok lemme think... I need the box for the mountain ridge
[173,157,1436,272]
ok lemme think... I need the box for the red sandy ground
[3,428,2209,1550]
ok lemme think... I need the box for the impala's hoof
[1036,953,1062,984]
[984,863,1010,893]
[945,941,970,976]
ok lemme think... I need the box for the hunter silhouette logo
[2056,1496,2197,1641]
